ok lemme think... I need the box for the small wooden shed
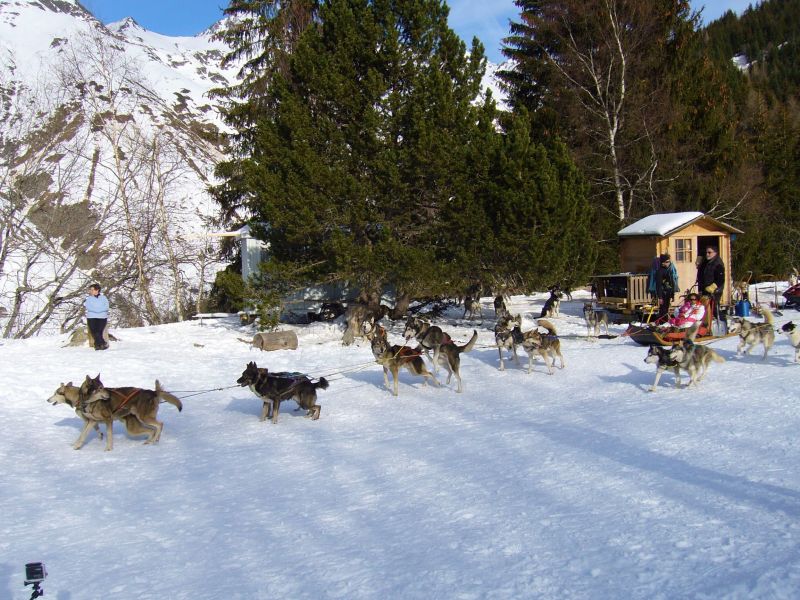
[620,211,742,304]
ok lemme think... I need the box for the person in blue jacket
[84,283,109,350]
[648,254,679,321]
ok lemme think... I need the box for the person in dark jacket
[648,254,679,320]
[697,246,725,317]
[653,254,679,320]
[84,283,110,350]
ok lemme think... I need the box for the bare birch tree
[504,0,694,222]
[0,72,113,338]
[56,30,218,326]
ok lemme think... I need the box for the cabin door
[697,234,727,303]
[697,235,721,256]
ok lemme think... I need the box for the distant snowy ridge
[481,58,510,111]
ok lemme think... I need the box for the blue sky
[82,0,757,64]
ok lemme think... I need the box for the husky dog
[781,321,800,362]
[48,378,163,443]
[370,325,440,396]
[583,303,610,337]
[539,290,562,319]
[431,329,479,392]
[494,295,510,320]
[463,295,482,321]
[731,310,775,360]
[521,320,565,374]
[307,302,346,323]
[403,317,452,374]
[342,303,390,346]
[48,375,182,450]
[644,345,682,391]
[494,314,523,371]
[668,341,726,387]
[237,361,328,423]
[47,378,111,446]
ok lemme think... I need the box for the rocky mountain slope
[0,0,239,335]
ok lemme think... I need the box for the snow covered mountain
[1,0,236,133]
[0,0,240,336]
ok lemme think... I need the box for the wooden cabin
[592,212,743,316]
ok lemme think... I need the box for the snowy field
[1,290,799,599]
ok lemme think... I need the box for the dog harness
[254,371,310,400]
[395,346,423,358]
[109,388,142,412]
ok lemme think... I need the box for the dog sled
[624,296,736,346]
[624,323,736,346]
[784,282,800,309]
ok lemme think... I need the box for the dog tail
[155,380,183,412]
[314,377,330,391]
[458,330,479,354]
[686,321,700,342]
[762,309,774,326]
[709,350,726,363]
[537,319,557,336]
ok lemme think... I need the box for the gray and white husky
[494,314,522,371]
[463,295,482,321]
[668,341,726,388]
[730,310,774,360]
[583,303,610,338]
[644,344,681,391]
[521,320,564,374]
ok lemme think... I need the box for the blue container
[735,299,751,317]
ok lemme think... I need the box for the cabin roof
[617,212,743,237]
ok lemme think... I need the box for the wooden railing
[592,273,651,310]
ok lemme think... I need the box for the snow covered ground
[1,289,799,599]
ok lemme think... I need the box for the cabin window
[674,238,693,262]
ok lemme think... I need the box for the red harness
[396,346,423,358]
[109,388,141,412]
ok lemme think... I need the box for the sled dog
[521,320,565,374]
[47,378,110,445]
[731,310,774,360]
[494,295,510,320]
[494,314,523,371]
[668,341,726,388]
[48,378,158,445]
[539,290,562,319]
[48,375,182,451]
[781,321,800,363]
[644,345,681,391]
[370,325,440,396]
[431,329,479,392]
[583,303,610,337]
[342,303,389,346]
[463,295,482,321]
[237,361,327,423]
[403,317,452,374]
